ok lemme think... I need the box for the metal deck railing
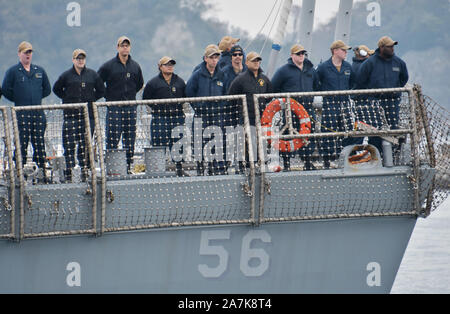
[0,85,447,240]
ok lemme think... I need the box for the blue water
[391,198,450,293]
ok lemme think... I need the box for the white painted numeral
[240,230,271,277]
[198,230,231,278]
[198,229,272,278]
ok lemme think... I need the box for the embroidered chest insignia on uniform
[172,87,176,93]
[127,73,131,78]
[35,73,42,79]
[392,67,400,72]
[344,70,351,76]
[258,79,265,87]
[217,81,223,87]
[81,82,86,88]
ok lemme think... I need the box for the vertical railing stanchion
[10,108,25,241]
[91,102,106,235]
[0,107,16,240]
[241,96,257,225]
[82,103,97,234]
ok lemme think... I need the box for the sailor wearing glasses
[271,44,320,171]
[222,45,247,92]
[143,56,186,176]
[218,35,240,70]
[53,49,105,182]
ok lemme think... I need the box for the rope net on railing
[254,89,413,172]
[94,96,253,232]
[0,86,447,239]
[415,91,449,213]
[0,108,13,238]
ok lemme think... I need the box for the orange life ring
[261,98,311,153]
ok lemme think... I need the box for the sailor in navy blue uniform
[351,45,374,107]
[228,51,272,173]
[186,45,227,176]
[222,45,247,92]
[271,44,320,171]
[98,36,144,173]
[218,35,240,70]
[2,41,51,180]
[351,45,374,76]
[143,56,186,176]
[316,40,355,168]
[355,36,409,155]
[222,45,247,129]
[357,36,408,130]
[220,45,247,171]
[53,49,105,182]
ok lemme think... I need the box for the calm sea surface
[391,198,450,294]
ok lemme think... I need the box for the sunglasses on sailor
[232,53,243,57]
[295,51,307,56]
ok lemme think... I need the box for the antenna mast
[296,0,316,54]
[334,0,354,44]
[266,0,293,78]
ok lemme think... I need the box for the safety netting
[0,85,447,239]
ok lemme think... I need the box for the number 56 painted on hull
[198,229,271,278]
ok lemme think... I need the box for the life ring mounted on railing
[261,98,311,153]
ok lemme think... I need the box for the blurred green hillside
[0,0,265,104]
[0,0,448,108]
[282,0,450,108]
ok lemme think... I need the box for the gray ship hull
[0,215,415,293]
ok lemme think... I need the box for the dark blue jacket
[192,61,203,74]
[142,72,186,116]
[97,54,144,101]
[351,57,366,79]
[192,56,206,74]
[271,58,319,105]
[316,57,354,91]
[218,51,232,70]
[227,68,272,126]
[222,63,247,92]
[186,62,226,115]
[53,66,105,117]
[356,48,408,90]
[2,62,51,106]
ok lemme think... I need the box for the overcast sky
[204,0,367,38]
